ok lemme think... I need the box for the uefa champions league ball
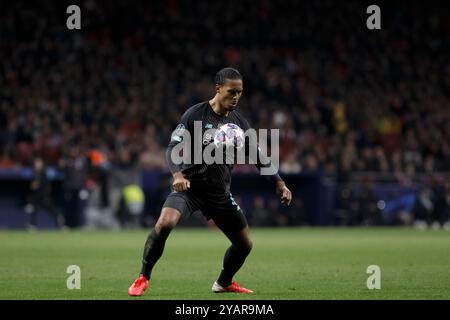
[213,123,245,150]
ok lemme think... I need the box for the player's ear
[215,84,221,93]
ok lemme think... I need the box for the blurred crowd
[0,1,449,228]
[1,1,448,176]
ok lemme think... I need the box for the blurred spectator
[335,183,359,226]
[0,149,15,168]
[25,157,65,229]
[414,178,450,229]
[282,197,306,226]
[413,187,436,228]
[357,178,382,226]
[88,148,111,208]
[250,196,271,226]
[59,146,88,227]
[116,184,145,229]
[280,149,301,174]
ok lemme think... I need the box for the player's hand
[276,181,292,206]
[172,171,190,192]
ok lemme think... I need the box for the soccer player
[128,68,292,296]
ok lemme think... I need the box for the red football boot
[128,275,149,296]
[212,280,254,293]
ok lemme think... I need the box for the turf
[0,227,449,300]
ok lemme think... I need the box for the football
[213,123,245,150]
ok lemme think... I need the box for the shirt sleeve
[166,109,194,174]
[240,117,282,183]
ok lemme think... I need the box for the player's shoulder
[184,101,209,116]
[179,101,208,123]
[231,109,246,120]
[231,110,251,129]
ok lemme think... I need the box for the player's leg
[128,207,182,296]
[129,192,200,296]
[208,199,254,293]
[139,207,182,280]
[215,224,253,288]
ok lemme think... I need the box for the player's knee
[155,212,179,236]
[246,240,253,254]
[239,240,253,256]
[155,220,174,237]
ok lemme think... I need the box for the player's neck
[209,98,229,117]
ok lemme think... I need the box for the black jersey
[166,101,281,195]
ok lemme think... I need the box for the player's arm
[241,118,292,206]
[166,111,193,192]
[275,180,292,206]
[255,149,292,206]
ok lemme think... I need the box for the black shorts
[162,189,248,232]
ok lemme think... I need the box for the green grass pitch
[0,227,449,299]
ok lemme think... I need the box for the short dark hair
[215,67,242,85]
